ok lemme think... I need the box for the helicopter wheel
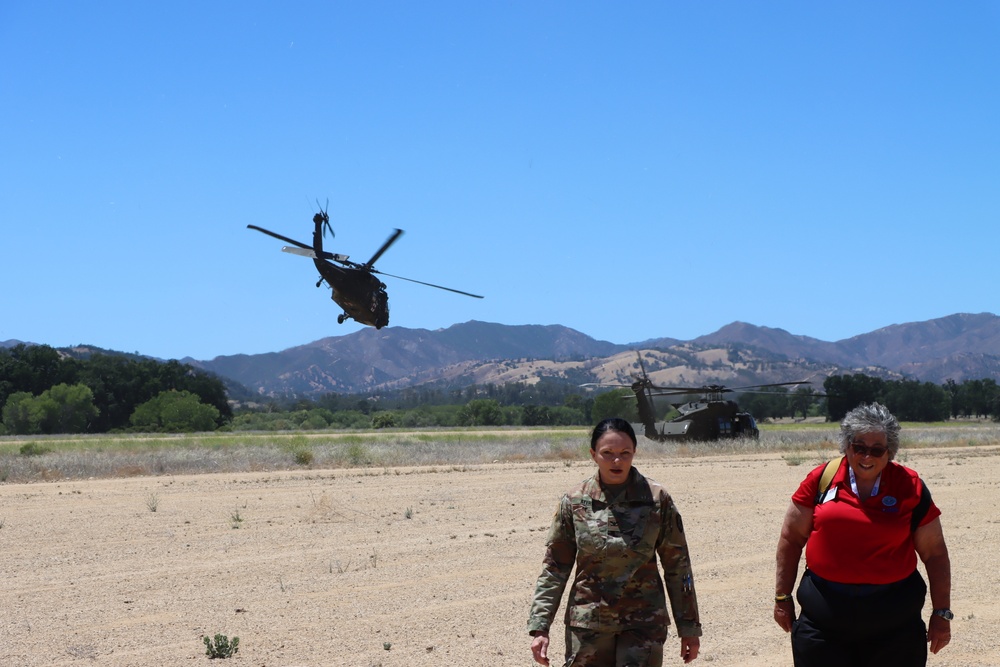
[337,314,346,324]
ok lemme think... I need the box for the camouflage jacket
[527,468,702,639]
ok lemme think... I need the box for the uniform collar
[584,467,650,503]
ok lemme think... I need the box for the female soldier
[773,402,952,666]
[528,417,702,666]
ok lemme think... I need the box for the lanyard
[848,466,881,498]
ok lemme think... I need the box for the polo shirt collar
[848,465,882,497]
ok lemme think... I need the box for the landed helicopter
[248,207,483,328]
[588,353,810,442]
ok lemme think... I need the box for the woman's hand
[530,632,550,666]
[927,615,951,654]
[773,598,796,632]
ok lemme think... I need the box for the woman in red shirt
[773,403,952,666]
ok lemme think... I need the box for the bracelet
[774,594,793,603]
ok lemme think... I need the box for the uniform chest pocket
[622,504,659,555]
[570,499,606,553]
[571,500,659,556]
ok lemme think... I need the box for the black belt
[805,569,915,598]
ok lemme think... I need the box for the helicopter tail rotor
[314,199,334,239]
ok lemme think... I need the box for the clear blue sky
[2,2,998,360]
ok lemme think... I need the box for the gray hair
[839,402,900,460]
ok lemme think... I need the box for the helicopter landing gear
[337,314,346,324]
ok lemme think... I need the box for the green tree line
[0,345,231,435]
[6,343,998,435]
[823,374,1000,422]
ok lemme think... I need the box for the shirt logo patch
[882,496,897,507]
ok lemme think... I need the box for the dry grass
[2,422,999,484]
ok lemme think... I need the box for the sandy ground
[2,445,999,667]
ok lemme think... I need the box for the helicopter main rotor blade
[724,381,812,392]
[642,380,812,394]
[247,225,312,251]
[371,269,485,298]
[645,384,718,393]
[363,228,405,270]
[282,247,318,258]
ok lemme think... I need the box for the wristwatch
[932,608,954,621]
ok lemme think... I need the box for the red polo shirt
[791,458,941,585]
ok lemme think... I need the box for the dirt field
[3,445,998,667]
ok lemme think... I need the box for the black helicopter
[248,208,483,328]
[589,352,810,442]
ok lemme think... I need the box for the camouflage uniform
[528,468,701,666]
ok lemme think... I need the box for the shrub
[346,442,371,466]
[20,442,51,457]
[130,390,220,432]
[203,634,239,659]
[372,412,396,429]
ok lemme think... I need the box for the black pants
[791,569,928,667]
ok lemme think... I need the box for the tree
[522,405,552,426]
[882,380,950,422]
[824,374,886,422]
[0,344,77,411]
[130,390,221,432]
[371,411,397,429]
[0,384,97,435]
[591,389,637,424]
[35,383,99,434]
[740,389,790,421]
[563,394,592,423]
[458,399,503,426]
[1,391,36,435]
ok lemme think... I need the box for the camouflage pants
[564,627,664,667]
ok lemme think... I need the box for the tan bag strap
[814,457,844,504]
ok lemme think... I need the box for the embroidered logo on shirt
[882,496,897,507]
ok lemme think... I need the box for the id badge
[820,485,838,504]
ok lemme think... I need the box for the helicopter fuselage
[313,259,389,328]
[632,374,762,443]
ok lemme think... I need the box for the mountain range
[174,312,1000,397]
[8,313,999,398]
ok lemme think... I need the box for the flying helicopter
[247,207,483,329]
[587,352,811,442]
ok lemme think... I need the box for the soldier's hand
[531,632,550,666]
[680,636,700,663]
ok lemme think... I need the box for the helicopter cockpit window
[717,418,732,436]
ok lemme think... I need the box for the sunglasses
[851,442,888,458]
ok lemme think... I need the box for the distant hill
[186,321,628,396]
[688,313,1000,379]
[185,313,1000,397]
[11,313,1000,398]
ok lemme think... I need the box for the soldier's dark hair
[590,417,638,450]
